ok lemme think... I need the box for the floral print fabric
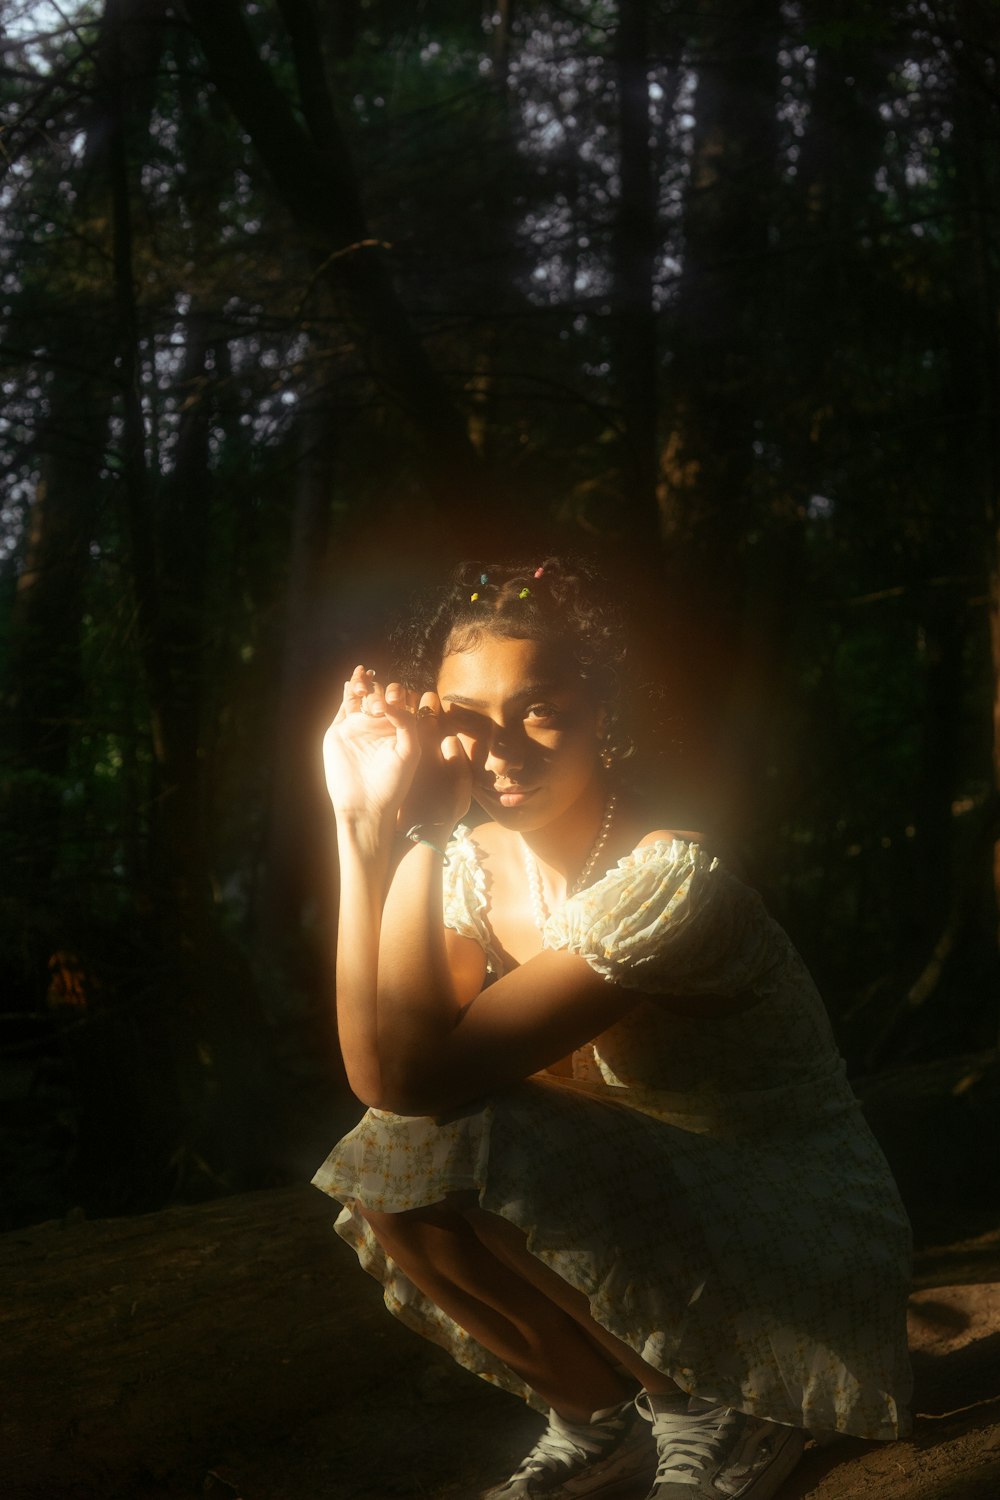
[312,832,912,1439]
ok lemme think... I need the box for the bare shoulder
[636,827,706,849]
[636,827,751,885]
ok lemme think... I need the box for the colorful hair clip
[479,572,489,585]
[533,566,545,579]
[470,591,480,602]
[518,587,531,599]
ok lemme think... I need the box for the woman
[313,558,912,1500]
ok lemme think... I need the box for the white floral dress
[312,831,912,1440]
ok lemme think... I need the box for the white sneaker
[480,1398,655,1498]
[637,1392,806,1499]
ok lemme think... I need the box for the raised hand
[397,689,474,837]
[322,665,419,829]
[322,667,473,840]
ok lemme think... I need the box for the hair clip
[479,572,489,585]
[533,566,545,579]
[470,591,480,602]
[518,587,531,599]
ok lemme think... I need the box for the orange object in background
[46,952,91,1010]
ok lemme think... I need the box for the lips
[481,780,539,808]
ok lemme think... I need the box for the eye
[444,705,484,733]
[525,702,560,723]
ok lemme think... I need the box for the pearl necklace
[522,792,618,932]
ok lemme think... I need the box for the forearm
[322,665,473,1108]
[334,817,394,1104]
[374,836,462,1108]
[335,816,460,1109]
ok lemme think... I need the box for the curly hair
[389,556,635,763]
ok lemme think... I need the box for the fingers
[351,666,385,718]
[413,691,449,761]
[336,668,432,751]
[379,682,416,762]
[342,664,370,715]
[416,689,442,721]
[440,733,467,763]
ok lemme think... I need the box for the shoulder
[635,827,750,885]
[636,827,706,850]
[547,835,770,994]
[556,835,720,947]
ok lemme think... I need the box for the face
[436,632,606,833]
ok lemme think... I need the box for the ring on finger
[417,705,439,719]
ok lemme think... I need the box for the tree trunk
[659,2,782,829]
[1,354,107,905]
[950,4,1000,970]
[183,0,494,539]
[612,0,663,573]
[67,1,279,1207]
[256,396,340,946]
[0,0,169,925]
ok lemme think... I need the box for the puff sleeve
[441,825,504,977]
[544,839,782,998]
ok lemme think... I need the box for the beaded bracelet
[402,824,449,861]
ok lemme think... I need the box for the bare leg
[462,1205,682,1398]
[360,1201,633,1421]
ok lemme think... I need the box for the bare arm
[336,826,630,1116]
[325,669,476,1106]
[325,671,637,1116]
[375,945,636,1116]
[333,814,395,1106]
[372,840,637,1116]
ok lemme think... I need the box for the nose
[482,719,526,776]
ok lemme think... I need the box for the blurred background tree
[1,0,997,1228]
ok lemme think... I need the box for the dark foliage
[0,0,997,1228]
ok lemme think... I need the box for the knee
[357,1200,458,1249]
[357,1203,405,1243]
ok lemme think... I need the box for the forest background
[1,0,998,1237]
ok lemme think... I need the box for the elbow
[369,1077,444,1117]
[343,1059,389,1112]
[355,1089,441,1117]
[345,1060,441,1117]
[340,1038,441,1113]
[368,1091,436,1117]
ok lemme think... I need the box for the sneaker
[637,1393,806,1499]
[480,1397,655,1498]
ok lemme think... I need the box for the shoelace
[647,1401,738,1487]
[509,1406,629,1481]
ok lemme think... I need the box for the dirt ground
[3,1192,998,1500]
[176,1281,1000,1500]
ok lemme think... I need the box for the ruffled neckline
[447,824,505,976]
[449,826,712,955]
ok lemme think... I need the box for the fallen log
[3,1051,1000,1500]
[1,1182,467,1499]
